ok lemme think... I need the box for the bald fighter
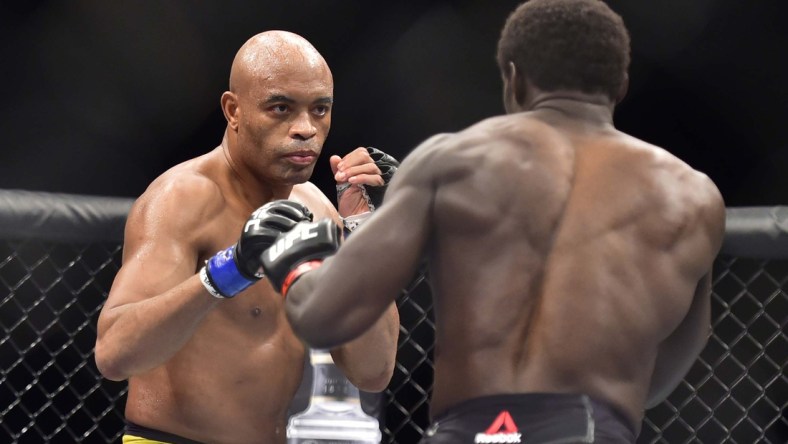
[259,1,726,442]
[94,31,399,444]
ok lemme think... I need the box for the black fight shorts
[124,421,204,444]
[419,393,637,444]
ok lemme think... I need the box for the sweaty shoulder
[602,132,726,264]
[620,133,723,213]
[400,114,568,185]
[125,159,226,247]
[392,115,573,244]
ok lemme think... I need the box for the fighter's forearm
[646,274,712,407]
[284,256,389,349]
[330,303,399,392]
[646,338,707,408]
[95,275,219,380]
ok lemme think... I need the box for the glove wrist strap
[200,266,226,299]
[281,260,324,297]
[203,246,254,298]
[342,211,372,237]
[336,183,376,212]
[359,185,376,212]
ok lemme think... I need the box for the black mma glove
[363,146,399,210]
[260,218,341,297]
[200,200,312,298]
[337,147,400,212]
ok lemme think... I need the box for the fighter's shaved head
[229,30,331,93]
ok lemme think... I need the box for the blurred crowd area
[1,0,786,206]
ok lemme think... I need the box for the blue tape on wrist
[206,246,254,297]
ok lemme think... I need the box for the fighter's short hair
[496,0,631,100]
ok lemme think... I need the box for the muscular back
[285,106,723,431]
[422,110,724,427]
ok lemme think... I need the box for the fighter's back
[426,109,724,428]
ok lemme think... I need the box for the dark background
[1,0,786,207]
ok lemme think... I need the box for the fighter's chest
[212,281,284,323]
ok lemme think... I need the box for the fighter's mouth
[285,151,318,165]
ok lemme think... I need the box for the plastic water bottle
[287,349,382,444]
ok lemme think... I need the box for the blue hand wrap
[202,246,254,298]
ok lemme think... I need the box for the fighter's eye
[313,105,330,116]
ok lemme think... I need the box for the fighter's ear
[503,61,525,113]
[221,91,240,131]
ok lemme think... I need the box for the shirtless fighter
[258,1,726,442]
[94,30,399,444]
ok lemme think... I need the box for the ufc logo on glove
[259,217,340,296]
[267,222,320,261]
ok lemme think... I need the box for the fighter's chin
[283,164,317,184]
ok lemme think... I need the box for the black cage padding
[722,206,788,259]
[0,189,133,243]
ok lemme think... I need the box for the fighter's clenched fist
[201,200,312,298]
[261,217,341,297]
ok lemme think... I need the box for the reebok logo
[474,410,522,443]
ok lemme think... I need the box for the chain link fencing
[0,192,785,443]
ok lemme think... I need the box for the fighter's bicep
[107,181,219,308]
[111,236,199,305]
[361,143,438,260]
[364,136,453,263]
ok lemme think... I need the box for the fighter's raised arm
[319,145,403,391]
[268,134,451,348]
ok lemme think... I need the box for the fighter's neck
[528,94,615,127]
[216,144,292,211]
